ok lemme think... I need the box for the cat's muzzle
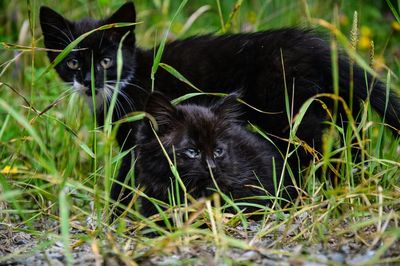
[84,88,99,96]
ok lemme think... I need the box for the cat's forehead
[74,33,116,54]
[179,105,217,126]
[70,19,114,49]
[72,18,101,36]
[178,105,229,141]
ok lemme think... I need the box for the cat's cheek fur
[73,79,106,111]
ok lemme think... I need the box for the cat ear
[212,93,243,122]
[103,2,136,40]
[40,6,73,50]
[145,92,178,128]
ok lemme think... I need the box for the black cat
[136,93,292,217]
[39,2,400,207]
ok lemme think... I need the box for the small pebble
[240,250,259,261]
[261,258,278,266]
[327,252,345,264]
[346,250,375,265]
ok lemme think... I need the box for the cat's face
[138,93,242,192]
[39,3,137,110]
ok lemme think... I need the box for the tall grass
[0,0,399,264]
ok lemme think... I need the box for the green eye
[184,148,200,159]
[100,57,113,69]
[66,58,79,70]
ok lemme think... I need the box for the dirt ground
[1,216,399,266]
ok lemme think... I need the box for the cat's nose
[82,76,99,95]
[83,79,92,88]
[206,158,216,170]
[83,72,94,88]
[85,88,98,96]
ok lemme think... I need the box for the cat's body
[40,2,400,208]
[136,93,291,217]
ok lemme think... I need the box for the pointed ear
[40,6,73,50]
[211,93,243,122]
[103,2,136,41]
[145,92,178,128]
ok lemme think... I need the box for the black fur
[39,2,400,209]
[136,93,292,217]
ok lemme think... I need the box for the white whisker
[44,23,74,44]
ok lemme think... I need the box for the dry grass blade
[0,82,38,114]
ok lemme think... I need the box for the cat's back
[162,28,328,60]
[229,125,282,164]
[149,28,331,97]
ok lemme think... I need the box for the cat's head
[138,92,243,189]
[40,2,137,109]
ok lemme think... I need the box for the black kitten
[135,93,292,217]
[39,3,137,115]
[40,2,400,206]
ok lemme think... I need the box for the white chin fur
[73,79,105,112]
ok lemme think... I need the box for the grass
[1,0,400,265]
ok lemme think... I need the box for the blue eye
[183,148,200,159]
[214,147,224,158]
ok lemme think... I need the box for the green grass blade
[159,63,203,92]
[151,0,188,91]
[0,98,48,156]
[216,0,226,33]
[114,112,147,124]
[44,114,95,159]
[59,187,73,266]
[386,0,400,22]
[0,113,10,140]
[171,92,207,105]
[223,0,243,32]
